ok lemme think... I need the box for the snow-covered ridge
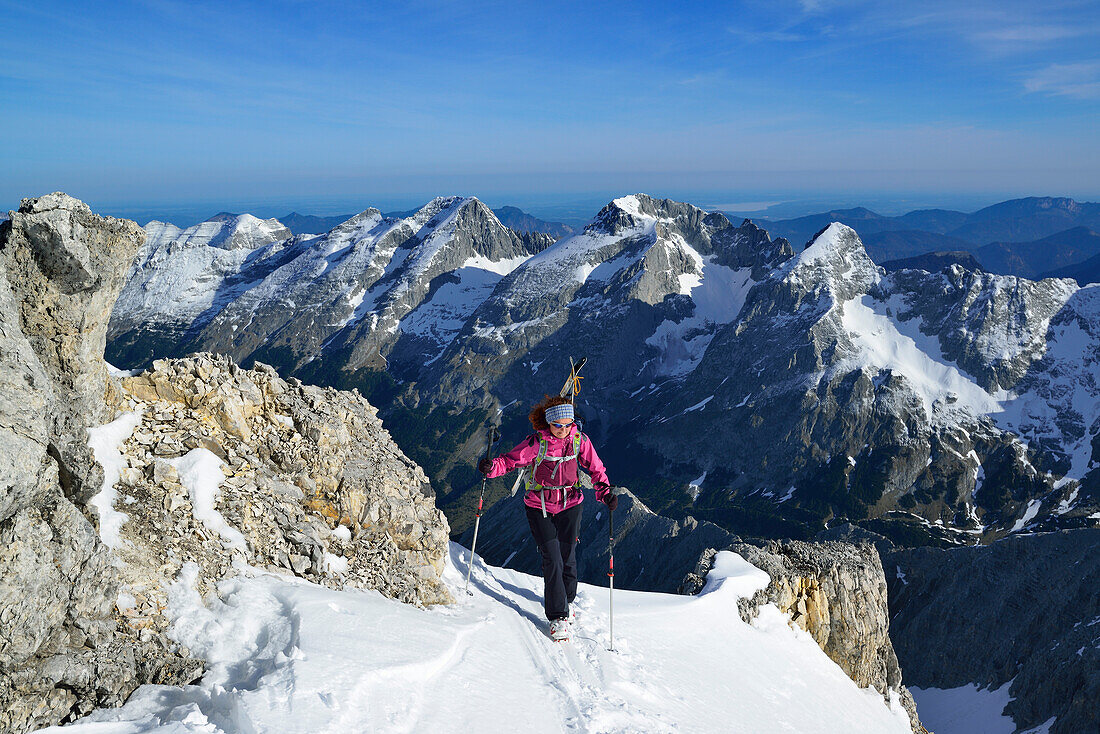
[49,545,913,733]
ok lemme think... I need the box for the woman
[479,395,618,641]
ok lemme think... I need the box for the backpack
[511,432,584,517]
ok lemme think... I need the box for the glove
[477,457,493,475]
[603,493,619,511]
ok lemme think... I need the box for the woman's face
[548,416,573,438]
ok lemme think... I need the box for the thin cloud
[1024,62,1100,99]
[974,24,1093,43]
[726,26,808,43]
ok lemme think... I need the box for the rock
[108,352,453,608]
[886,529,1100,734]
[690,540,925,734]
[0,194,197,733]
[3,193,143,505]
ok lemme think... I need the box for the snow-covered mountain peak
[405,195,467,225]
[586,193,689,236]
[143,220,183,249]
[782,222,880,301]
[197,213,291,251]
[141,213,292,254]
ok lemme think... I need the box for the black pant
[525,503,582,621]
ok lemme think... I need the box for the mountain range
[275,205,573,239]
[749,198,1100,284]
[107,194,1100,553]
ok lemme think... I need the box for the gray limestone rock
[4,193,144,504]
[111,353,453,608]
[0,193,196,733]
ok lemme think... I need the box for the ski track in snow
[43,544,913,734]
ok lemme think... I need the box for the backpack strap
[525,432,584,517]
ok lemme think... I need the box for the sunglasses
[550,420,574,428]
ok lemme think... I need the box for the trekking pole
[465,423,500,596]
[607,496,616,652]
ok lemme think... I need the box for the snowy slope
[109,198,546,375]
[39,545,912,734]
[112,215,296,330]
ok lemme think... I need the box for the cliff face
[685,540,925,734]
[0,194,200,732]
[886,529,1100,734]
[0,195,454,732]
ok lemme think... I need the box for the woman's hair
[529,395,572,432]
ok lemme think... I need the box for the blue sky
[2,0,1099,221]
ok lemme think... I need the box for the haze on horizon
[3,0,1099,222]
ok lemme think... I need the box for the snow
[839,295,1003,421]
[106,361,143,378]
[1055,487,1079,515]
[687,471,707,501]
[992,286,1100,481]
[322,553,348,575]
[684,395,713,412]
[45,545,912,734]
[87,411,144,550]
[1009,498,1042,533]
[167,449,246,551]
[646,259,756,377]
[461,253,530,275]
[401,264,512,357]
[117,592,137,613]
[909,682,1015,734]
[114,215,295,330]
[332,525,352,542]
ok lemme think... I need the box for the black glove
[603,493,618,511]
[478,457,493,475]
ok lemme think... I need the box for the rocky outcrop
[886,529,1100,734]
[0,194,199,733]
[686,540,924,734]
[1,195,455,733]
[111,353,452,608]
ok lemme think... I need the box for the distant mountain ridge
[1043,246,1100,285]
[749,197,1100,281]
[490,205,575,238]
[976,227,1100,280]
[880,251,983,273]
[753,196,1100,248]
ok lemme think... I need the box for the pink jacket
[485,425,611,515]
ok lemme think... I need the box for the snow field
[908,682,1055,734]
[40,544,912,734]
[839,295,1002,421]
